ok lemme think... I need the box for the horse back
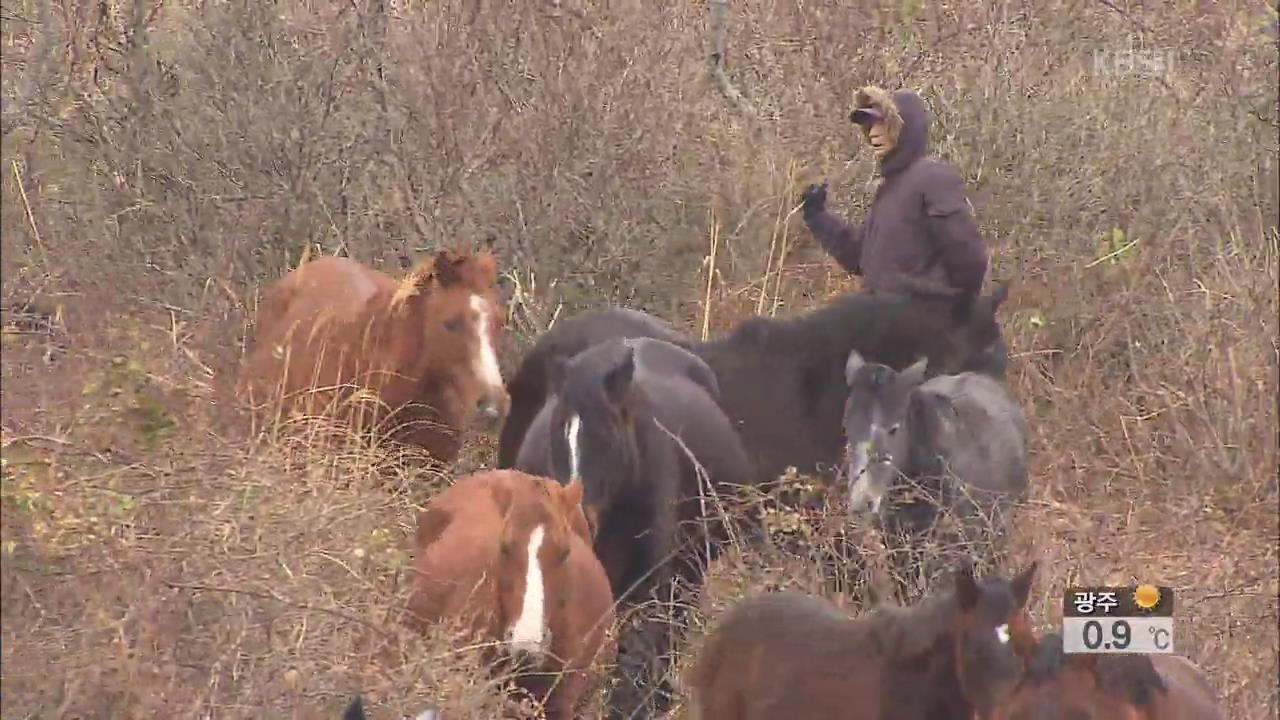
[264,256,393,329]
[642,374,757,496]
[405,479,504,633]
[920,372,1030,497]
[627,336,721,400]
[690,592,881,720]
[1150,655,1226,720]
[244,256,397,399]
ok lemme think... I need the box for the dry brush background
[1,0,1277,717]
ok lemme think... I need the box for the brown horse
[497,286,1010,483]
[240,249,509,463]
[687,559,1039,720]
[404,469,616,719]
[993,632,1227,720]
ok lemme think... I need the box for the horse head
[491,474,584,663]
[842,350,931,515]
[949,559,1040,716]
[389,248,509,431]
[544,340,645,538]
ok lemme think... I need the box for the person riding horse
[800,85,1009,378]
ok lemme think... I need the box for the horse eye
[888,423,900,436]
[443,316,464,332]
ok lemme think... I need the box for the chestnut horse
[497,286,1010,483]
[687,560,1039,720]
[404,469,616,719]
[993,632,1226,720]
[240,249,509,463]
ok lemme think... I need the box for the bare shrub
[2,0,1276,717]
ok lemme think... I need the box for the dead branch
[1,0,54,136]
[708,0,758,119]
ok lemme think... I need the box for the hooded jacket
[805,88,989,302]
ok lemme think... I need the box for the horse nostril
[476,396,503,423]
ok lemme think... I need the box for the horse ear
[954,559,980,610]
[559,477,592,542]
[602,346,636,407]
[415,506,453,550]
[432,249,469,287]
[900,356,929,387]
[562,476,584,508]
[845,349,866,386]
[1010,560,1039,608]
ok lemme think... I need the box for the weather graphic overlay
[1062,585,1175,654]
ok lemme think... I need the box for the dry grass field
[2,0,1277,718]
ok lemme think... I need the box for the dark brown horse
[687,559,1039,720]
[404,469,616,719]
[240,249,510,463]
[496,307,689,468]
[512,337,755,719]
[993,632,1227,720]
[498,286,1010,484]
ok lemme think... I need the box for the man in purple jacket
[800,85,1007,377]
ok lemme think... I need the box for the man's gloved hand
[800,183,827,222]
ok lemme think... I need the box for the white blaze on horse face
[847,436,880,515]
[470,294,504,393]
[566,413,582,480]
[996,624,1010,644]
[507,524,548,653]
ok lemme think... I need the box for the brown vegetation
[1,0,1276,718]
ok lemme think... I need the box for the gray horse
[841,349,1030,600]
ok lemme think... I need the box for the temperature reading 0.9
[1061,584,1176,655]
[1084,618,1130,650]
[1062,616,1173,654]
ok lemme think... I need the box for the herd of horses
[237,247,1226,719]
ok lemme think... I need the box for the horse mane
[865,587,961,660]
[390,260,436,308]
[1023,631,1069,683]
[709,291,918,356]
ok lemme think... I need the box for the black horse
[496,307,688,468]
[513,337,755,720]
[499,286,1010,484]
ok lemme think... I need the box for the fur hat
[849,85,904,144]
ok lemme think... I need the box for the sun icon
[1133,584,1162,612]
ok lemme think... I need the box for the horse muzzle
[848,478,883,516]
[474,391,510,429]
[502,636,551,673]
